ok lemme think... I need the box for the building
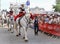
[30,7,47,14]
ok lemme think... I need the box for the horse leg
[10,24,14,33]
[18,18,21,35]
[8,20,14,33]
[7,20,10,31]
[14,23,19,36]
[8,19,11,31]
[15,23,21,36]
[9,24,11,31]
[8,23,11,31]
[22,26,28,41]
[7,24,10,31]
[18,25,21,35]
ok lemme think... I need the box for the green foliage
[53,4,60,12]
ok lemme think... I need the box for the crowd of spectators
[38,14,60,25]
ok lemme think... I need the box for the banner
[38,22,60,36]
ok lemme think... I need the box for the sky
[1,0,56,11]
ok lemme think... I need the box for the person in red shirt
[14,4,26,36]
[14,4,26,21]
[8,8,14,32]
[9,9,13,16]
[9,8,15,21]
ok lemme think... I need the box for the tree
[53,4,60,12]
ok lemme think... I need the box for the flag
[26,0,30,6]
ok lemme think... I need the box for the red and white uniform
[14,6,26,21]
[8,10,15,21]
[14,5,34,21]
[9,10,13,17]
[14,11,25,21]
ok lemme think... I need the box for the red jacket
[14,13,35,21]
[9,11,13,15]
[14,12,25,21]
[8,11,13,17]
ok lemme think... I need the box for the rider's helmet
[21,4,24,7]
[19,4,25,9]
[19,4,25,14]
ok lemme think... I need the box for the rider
[14,4,26,36]
[14,4,26,21]
[9,8,13,16]
[8,8,14,32]
[9,8,14,20]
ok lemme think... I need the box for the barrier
[38,22,60,36]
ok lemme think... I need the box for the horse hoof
[25,40,28,42]
[16,35,19,37]
[10,28,11,31]
[8,28,11,31]
[8,30,10,31]
[8,29,11,31]
[11,32,14,33]
[23,37,25,39]
[19,33,21,35]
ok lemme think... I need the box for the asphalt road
[0,27,60,44]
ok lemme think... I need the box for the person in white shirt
[48,15,54,24]
[57,15,60,24]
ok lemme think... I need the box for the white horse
[8,15,14,33]
[14,9,31,41]
[1,11,7,26]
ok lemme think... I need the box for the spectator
[44,16,49,23]
[34,16,38,35]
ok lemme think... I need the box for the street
[0,27,60,44]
